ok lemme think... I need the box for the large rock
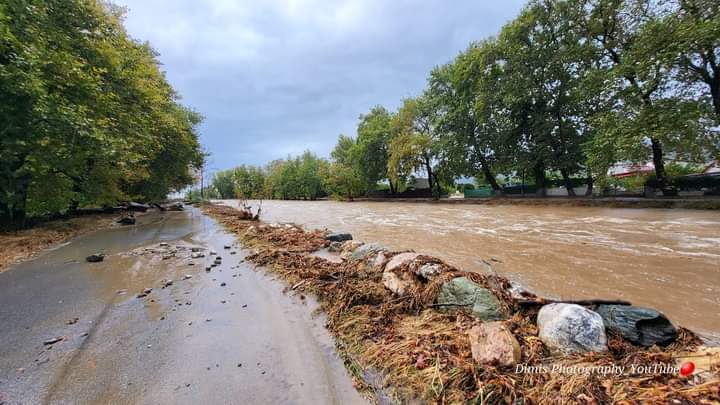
[384,253,444,280]
[382,270,419,295]
[86,253,105,263]
[436,277,507,321]
[340,240,364,260]
[385,252,422,272]
[468,322,521,367]
[595,305,677,347]
[537,303,607,354]
[326,232,353,242]
[348,243,385,262]
[370,250,388,271]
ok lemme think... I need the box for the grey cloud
[116,0,526,171]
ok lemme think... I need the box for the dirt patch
[0,215,116,273]
[204,203,720,404]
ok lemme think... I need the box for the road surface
[0,208,365,405]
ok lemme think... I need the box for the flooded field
[222,200,720,337]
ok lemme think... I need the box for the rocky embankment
[204,203,720,404]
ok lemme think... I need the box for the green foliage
[0,0,203,228]
[352,106,394,191]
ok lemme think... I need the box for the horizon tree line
[208,0,719,200]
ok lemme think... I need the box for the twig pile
[204,203,719,404]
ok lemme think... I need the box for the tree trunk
[477,154,502,194]
[424,155,436,198]
[433,173,442,198]
[711,78,720,119]
[388,180,396,195]
[560,168,576,197]
[650,137,676,196]
[534,163,547,197]
[585,169,594,197]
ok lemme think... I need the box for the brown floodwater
[222,199,720,338]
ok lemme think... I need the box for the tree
[353,106,394,192]
[0,0,203,229]
[670,0,720,119]
[388,97,441,196]
[322,135,366,200]
[493,1,595,196]
[426,43,504,193]
[580,0,706,195]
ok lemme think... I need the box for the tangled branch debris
[204,203,719,404]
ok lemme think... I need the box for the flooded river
[224,200,720,337]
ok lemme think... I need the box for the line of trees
[210,0,719,201]
[0,1,204,229]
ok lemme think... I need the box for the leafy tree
[388,97,441,196]
[670,0,720,119]
[425,43,504,192]
[353,106,394,192]
[0,0,203,229]
[580,0,707,195]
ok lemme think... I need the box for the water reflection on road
[223,200,720,337]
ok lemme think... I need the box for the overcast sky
[115,0,526,172]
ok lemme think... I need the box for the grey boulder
[537,303,607,354]
[436,277,507,321]
[595,305,677,347]
[348,243,385,262]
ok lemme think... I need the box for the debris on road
[85,253,105,263]
[43,337,64,346]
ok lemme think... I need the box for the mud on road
[0,208,364,405]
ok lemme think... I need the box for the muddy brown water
[222,199,720,338]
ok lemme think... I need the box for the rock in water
[326,232,353,242]
[595,305,677,347]
[468,322,521,367]
[85,253,105,263]
[327,241,343,252]
[348,243,385,262]
[436,277,507,321]
[537,303,607,354]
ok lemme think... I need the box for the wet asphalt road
[0,209,365,405]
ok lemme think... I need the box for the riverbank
[204,203,720,404]
[0,214,117,273]
[359,196,720,210]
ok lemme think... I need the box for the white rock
[382,270,418,296]
[384,252,421,272]
[537,303,608,354]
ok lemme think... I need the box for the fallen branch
[516,298,632,307]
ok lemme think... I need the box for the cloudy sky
[115,0,526,172]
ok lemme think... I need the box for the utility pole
[200,163,204,200]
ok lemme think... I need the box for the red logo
[679,361,695,376]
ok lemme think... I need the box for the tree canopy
[0,0,204,228]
